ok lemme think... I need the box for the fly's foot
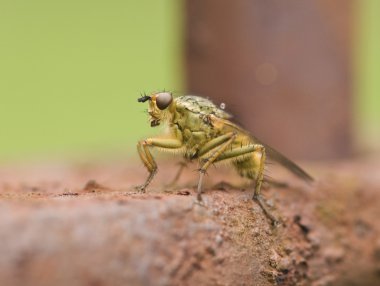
[253,194,282,227]
[124,185,146,196]
[133,170,157,194]
[193,195,207,208]
[134,185,147,194]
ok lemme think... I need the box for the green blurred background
[0,0,378,162]
[0,0,183,161]
[355,0,380,152]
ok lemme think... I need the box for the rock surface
[0,158,379,285]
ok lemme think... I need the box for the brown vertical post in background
[185,0,352,160]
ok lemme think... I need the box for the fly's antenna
[138,92,151,103]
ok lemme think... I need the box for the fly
[136,92,313,224]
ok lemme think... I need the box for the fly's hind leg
[136,138,182,193]
[251,147,280,225]
[214,144,280,225]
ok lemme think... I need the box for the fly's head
[138,91,174,127]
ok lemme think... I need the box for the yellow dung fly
[136,92,313,223]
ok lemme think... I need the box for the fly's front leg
[136,138,182,193]
[196,132,237,201]
[136,140,157,192]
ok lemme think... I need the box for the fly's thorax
[174,95,232,119]
[173,105,200,130]
[182,128,208,145]
[174,100,214,130]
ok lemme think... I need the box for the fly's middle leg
[196,132,237,201]
[166,161,188,188]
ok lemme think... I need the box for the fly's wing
[249,135,314,182]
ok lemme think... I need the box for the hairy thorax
[171,105,222,159]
